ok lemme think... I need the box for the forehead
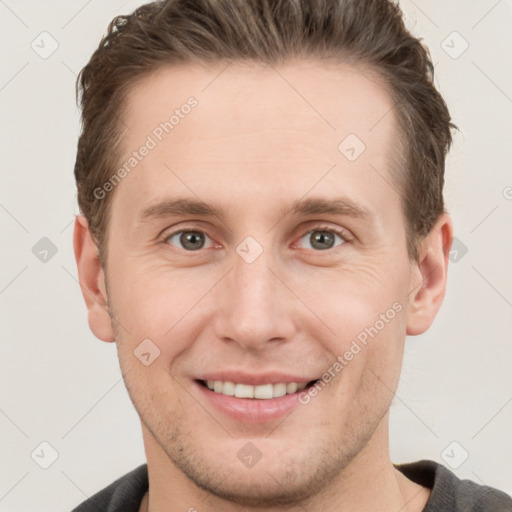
[112,59,402,224]
[122,59,398,150]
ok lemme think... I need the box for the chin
[175,458,332,507]
[150,421,359,507]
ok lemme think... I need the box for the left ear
[406,213,453,336]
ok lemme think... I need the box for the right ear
[73,215,115,342]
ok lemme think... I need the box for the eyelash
[160,224,351,252]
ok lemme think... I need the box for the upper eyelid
[160,223,350,238]
[303,224,351,238]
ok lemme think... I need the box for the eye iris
[181,231,205,250]
[311,230,335,250]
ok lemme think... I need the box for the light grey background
[1,1,511,511]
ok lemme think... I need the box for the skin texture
[74,60,452,511]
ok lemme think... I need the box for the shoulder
[395,459,512,512]
[70,463,148,512]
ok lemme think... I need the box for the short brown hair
[74,0,455,265]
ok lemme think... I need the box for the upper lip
[195,371,319,386]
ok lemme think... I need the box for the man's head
[73,0,454,507]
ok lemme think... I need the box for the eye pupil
[181,231,205,250]
[310,230,335,250]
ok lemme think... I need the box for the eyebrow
[286,197,371,219]
[139,196,371,223]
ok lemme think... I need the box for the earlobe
[73,215,116,343]
[405,213,453,336]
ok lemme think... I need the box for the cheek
[110,265,214,362]
[305,261,405,337]
[300,261,408,392]
[337,303,406,401]
[109,243,409,366]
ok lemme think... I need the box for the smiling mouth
[197,379,320,399]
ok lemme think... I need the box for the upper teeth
[206,380,309,399]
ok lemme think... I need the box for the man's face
[93,60,425,504]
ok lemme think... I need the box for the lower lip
[194,381,308,424]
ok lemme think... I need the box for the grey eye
[166,230,213,251]
[298,229,345,251]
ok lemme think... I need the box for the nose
[212,240,296,350]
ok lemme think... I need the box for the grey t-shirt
[71,459,512,511]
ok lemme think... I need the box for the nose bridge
[214,236,295,348]
[234,245,274,310]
